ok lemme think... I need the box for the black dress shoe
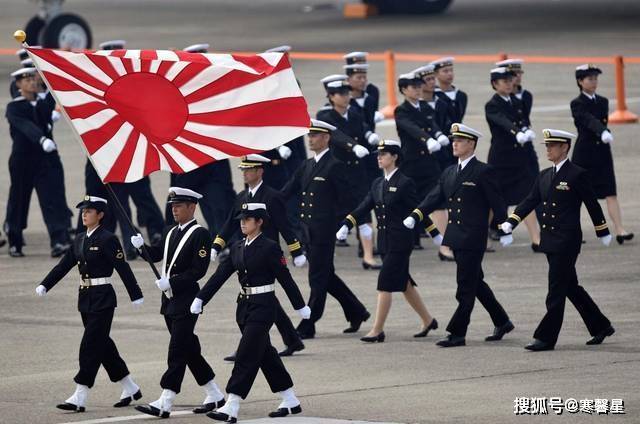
[360,331,385,343]
[413,243,424,250]
[485,245,496,253]
[335,239,349,247]
[268,404,302,417]
[278,341,305,357]
[524,339,554,351]
[485,320,515,341]
[9,246,24,257]
[436,334,465,347]
[193,398,225,414]
[223,352,237,362]
[126,249,138,261]
[438,251,455,262]
[616,233,634,245]
[343,311,371,333]
[135,404,170,418]
[113,389,142,407]
[206,411,237,422]
[56,402,85,412]
[531,243,542,253]
[362,261,382,270]
[414,318,438,338]
[488,229,501,241]
[586,326,615,345]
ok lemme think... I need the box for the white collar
[314,148,330,163]
[86,225,100,238]
[248,180,263,197]
[582,91,596,100]
[384,168,399,181]
[554,157,569,172]
[458,155,475,171]
[499,94,511,102]
[409,100,420,109]
[245,232,262,246]
[178,218,196,231]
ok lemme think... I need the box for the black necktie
[457,164,462,174]
[552,166,557,179]
[248,191,253,199]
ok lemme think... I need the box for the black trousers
[161,314,215,394]
[297,241,368,335]
[227,321,293,399]
[274,299,302,347]
[74,309,129,388]
[534,252,611,345]
[128,177,165,238]
[447,249,510,337]
[6,153,71,249]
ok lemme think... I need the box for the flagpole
[13,30,161,280]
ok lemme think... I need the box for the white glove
[210,249,218,262]
[500,234,513,247]
[35,285,47,296]
[296,305,311,320]
[155,276,171,291]
[525,129,536,142]
[500,222,513,234]
[278,145,292,159]
[293,254,307,267]
[516,132,528,145]
[599,234,612,246]
[437,133,450,146]
[374,110,385,123]
[130,233,144,249]
[51,110,61,122]
[132,298,144,307]
[353,144,369,158]
[601,130,613,144]
[336,224,349,241]
[367,132,381,146]
[432,234,443,246]
[403,216,416,229]
[190,298,203,314]
[40,137,57,152]
[426,138,441,153]
[358,223,373,239]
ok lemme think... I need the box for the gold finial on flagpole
[13,30,27,44]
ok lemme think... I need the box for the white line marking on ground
[59,413,399,424]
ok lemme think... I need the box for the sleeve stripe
[413,209,424,222]
[346,215,357,227]
[213,236,226,249]
[425,223,437,233]
[509,213,522,223]
[287,241,302,252]
[594,223,608,231]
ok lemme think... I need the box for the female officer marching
[35,196,144,412]
[336,140,442,343]
[191,203,310,422]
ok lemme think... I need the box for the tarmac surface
[0,1,639,423]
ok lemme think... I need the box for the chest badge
[198,249,207,258]
[313,176,325,181]
[462,181,476,186]
[388,186,397,192]
[555,181,570,191]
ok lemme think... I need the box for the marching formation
[4,42,634,421]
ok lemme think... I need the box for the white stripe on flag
[156,50,180,61]
[162,143,198,172]
[34,59,105,97]
[105,56,127,77]
[54,50,113,85]
[72,109,117,135]
[164,61,190,82]
[174,136,227,159]
[257,52,282,67]
[202,54,260,74]
[55,90,106,107]
[156,144,174,172]
[183,124,307,151]
[124,133,148,182]
[187,68,301,113]
[91,122,133,179]
[179,66,234,97]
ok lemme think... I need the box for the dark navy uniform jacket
[5,92,55,155]
[281,151,355,245]
[40,226,143,313]
[507,160,610,254]
[213,182,303,258]
[410,157,508,251]
[435,87,468,124]
[345,170,440,254]
[198,234,305,325]
[142,220,211,316]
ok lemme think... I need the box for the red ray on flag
[26,47,310,183]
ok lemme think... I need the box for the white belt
[242,284,275,295]
[81,277,112,287]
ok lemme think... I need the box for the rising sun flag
[23,43,310,183]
